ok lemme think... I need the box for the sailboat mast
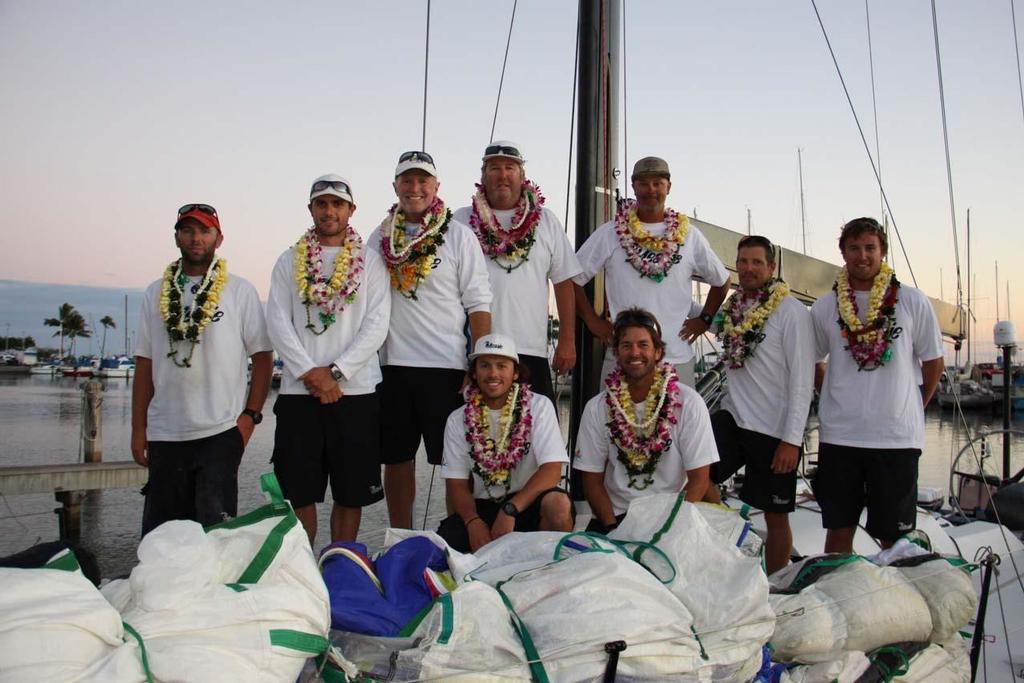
[966,208,971,366]
[570,0,620,455]
[798,148,807,254]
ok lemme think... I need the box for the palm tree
[99,315,116,359]
[44,303,90,359]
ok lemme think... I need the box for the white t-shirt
[368,217,492,370]
[441,391,568,500]
[573,217,730,364]
[452,205,582,357]
[266,239,390,396]
[811,283,943,450]
[136,272,272,442]
[573,383,719,515]
[720,295,815,445]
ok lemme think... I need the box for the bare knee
[539,492,573,531]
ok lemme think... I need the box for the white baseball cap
[394,150,438,178]
[468,333,519,363]
[482,140,526,164]
[309,174,354,204]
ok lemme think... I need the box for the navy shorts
[813,442,920,542]
[436,487,573,552]
[142,426,244,536]
[710,410,800,513]
[379,366,465,466]
[271,393,384,509]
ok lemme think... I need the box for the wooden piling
[82,379,102,463]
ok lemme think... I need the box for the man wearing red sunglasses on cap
[131,204,273,536]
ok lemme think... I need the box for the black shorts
[436,487,574,553]
[271,393,383,509]
[519,354,555,404]
[379,366,465,466]
[710,410,799,513]
[813,442,920,542]
[142,426,244,536]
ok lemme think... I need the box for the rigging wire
[565,11,581,231]
[1013,0,1024,127]
[421,0,431,150]
[489,0,519,143]
[929,0,963,313]
[621,0,629,198]
[808,0,918,287]
[865,0,885,225]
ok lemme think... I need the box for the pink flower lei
[605,362,681,490]
[468,179,545,272]
[295,226,364,335]
[464,382,533,501]
[614,199,686,283]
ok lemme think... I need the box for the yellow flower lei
[836,261,893,342]
[158,257,228,367]
[719,279,790,368]
[292,226,363,334]
[626,209,689,253]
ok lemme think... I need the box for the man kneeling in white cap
[438,334,574,552]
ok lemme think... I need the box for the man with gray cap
[453,141,582,402]
[370,152,492,529]
[573,157,730,386]
[266,174,391,544]
[437,333,573,552]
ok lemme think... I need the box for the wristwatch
[329,363,344,381]
[698,312,715,326]
[241,408,263,425]
[501,501,520,518]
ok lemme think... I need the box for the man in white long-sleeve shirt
[704,235,814,574]
[369,151,492,528]
[266,174,391,544]
[452,141,581,402]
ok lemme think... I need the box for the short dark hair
[839,217,888,255]
[736,235,776,265]
[468,357,531,388]
[612,308,666,352]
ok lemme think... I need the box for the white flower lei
[158,257,228,368]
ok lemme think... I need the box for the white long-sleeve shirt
[369,217,492,370]
[266,239,390,396]
[719,295,815,445]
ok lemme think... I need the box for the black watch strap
[501,501,520,518]
[698,312,714,326]
[329,363,344,381]
[241,408,263,425]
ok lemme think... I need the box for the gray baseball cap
[631,156,671,180]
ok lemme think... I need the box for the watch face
[502,502,518,517]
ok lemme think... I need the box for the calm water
[1,374,1021,577]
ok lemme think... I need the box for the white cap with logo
[468,333,519,363]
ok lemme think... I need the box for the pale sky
[2,1,1022,361]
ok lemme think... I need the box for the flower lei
[717,278,791,368]
[833,261,900,371]
[464,382,533,500]
[158,257,228,368]
[605,362,681,490]
[614,199,689,282]
[380,198,450,299]
[469,179,544,272]
[293,226,364,335]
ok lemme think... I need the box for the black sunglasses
[310,180,351,195]
[178,203,217,217]
[398,150,434,164]
[613,310,662,337]
[484,144,522,159]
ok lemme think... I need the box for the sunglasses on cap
[398,150,435,165]
[484,144,522,158]
[310,179,352,195]
[613,310,662,337]
[178,204,217,217]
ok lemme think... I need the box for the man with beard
[573,157,730,387]
[370,151,492,528]
[452,141,581,401]
[437,334,574,552]
[266,175,390,544]
[811,218,943,553]
[574,308,718,533]
[704,235,814,574]
[132,204,273,535]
